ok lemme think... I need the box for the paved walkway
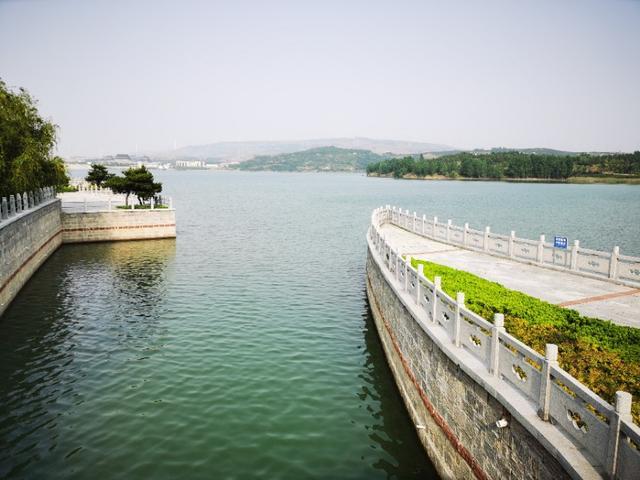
[380,224,640,328]
[58,191,126,212]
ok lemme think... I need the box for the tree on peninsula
[85,164,114,187]
[105,166,162,207]
[0,78,70,197]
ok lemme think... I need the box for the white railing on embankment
[386,207,640,288]
[368,205,640,480]
[0,187,57,226]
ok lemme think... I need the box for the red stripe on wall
[62,223,175,233]
[0,229,62,296]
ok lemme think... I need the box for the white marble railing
[368,205,640,479]
[0,187,57,225]
[388,206,640,288]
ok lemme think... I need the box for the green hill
[366,151,640,181]
[231,146,386,172]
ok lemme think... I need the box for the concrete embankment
[0,191,176,317]
[378,223,640,328]
[0,198,63,317]
[366,206,640,480]
[366,253,572,480]
[62,210,176,243]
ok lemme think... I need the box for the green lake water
[1,172,639,479]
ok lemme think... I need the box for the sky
[1,0,639,156]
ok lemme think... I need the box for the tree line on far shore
[366,151,640,180]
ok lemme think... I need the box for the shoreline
[367,172,640,185]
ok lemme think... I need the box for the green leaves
[366,150,640,180]
[105,166,162,205]
[85,164,114,187]
[0,79,69,196]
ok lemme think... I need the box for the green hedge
[410,258,640,423]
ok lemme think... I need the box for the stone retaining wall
[366,252,571,480]
[61,210,176,243]
[0,201,176,317]
[0,200,63,317]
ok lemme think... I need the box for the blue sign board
[554,236,568,249]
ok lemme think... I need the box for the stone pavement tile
[379,223,640,328]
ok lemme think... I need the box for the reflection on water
[360,297,437,478]
[0,240,175,479]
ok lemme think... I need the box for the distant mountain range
[226,145,605,173]
[157,137,453,162]
[229,146,387,172]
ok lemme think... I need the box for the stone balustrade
[387,207,640,288]
[0,187,57,224]
[368,205,640,479]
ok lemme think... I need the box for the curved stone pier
[366,206,640,480]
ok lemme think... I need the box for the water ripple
[4,172,636,479]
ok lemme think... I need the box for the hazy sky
[1,0,639,156]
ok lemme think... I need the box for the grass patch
[411,258,640,423]
[568,175,640,185]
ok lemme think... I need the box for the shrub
[411,258,640,423]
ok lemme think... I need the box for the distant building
[175,160,206,169]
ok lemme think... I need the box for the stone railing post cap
[493,313,504,327]
[545,344,558,361]
[615,391,632,414]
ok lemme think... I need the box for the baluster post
[405,256,411,291]
[431,276,441,323]
[454,292,464,347]
[463,222,468,246]
[609,246,619,279]
[537,235,545,263]
[9,195,16,216]
[490,313,504,376]
[570,240,580,270]
[605,391,632,478]
[422,214,426,235]
[446,219,452,243]
[484,226,490,252]
[433,216,438,237]
[509,231,515,258]
[537,344,558,421]
[413,212,417,232]
[416,264,423,304]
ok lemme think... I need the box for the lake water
[1,172,639,479]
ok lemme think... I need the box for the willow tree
[0,78,69,197]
